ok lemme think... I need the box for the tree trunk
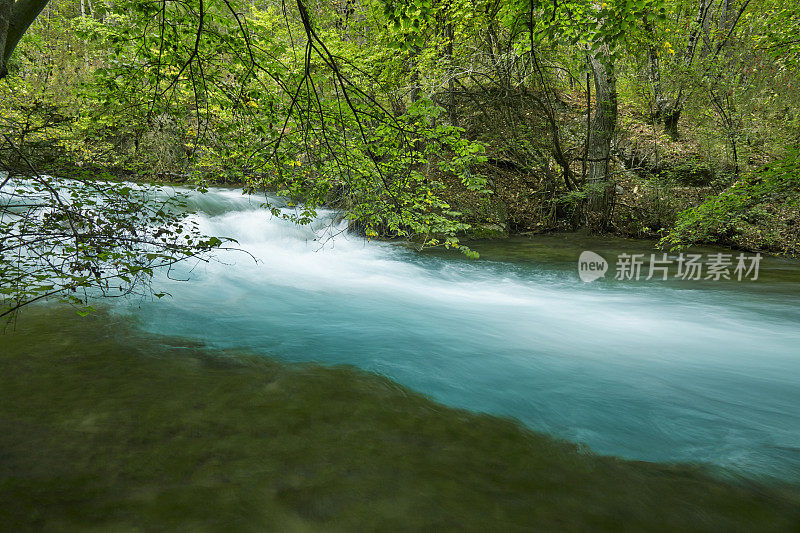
[0,0,12,78]
[408,44,421,105]
[445,21,456,126]
[0,0,50,79]
[644,20,668,121]
[586,48,617,230]
[663,106,681,141]
[643,0,711,141]
[80,0,88,68]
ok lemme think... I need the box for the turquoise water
[116,186,800,482]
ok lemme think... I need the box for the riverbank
[2,306,799,531]
[129,166,800,259]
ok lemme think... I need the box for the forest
[1,0,798,312]
[2,0,800,530]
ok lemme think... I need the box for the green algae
[1,307,798,531]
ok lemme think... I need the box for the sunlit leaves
[501,0,666,61]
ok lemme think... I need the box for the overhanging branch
[0,0,49,78]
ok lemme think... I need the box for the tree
[645,0,755,141]
[586,46,618,228]
[524,0,662,228]
[1,0,492,318]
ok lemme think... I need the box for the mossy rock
[467,222,509,239]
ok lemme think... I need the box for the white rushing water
[117,186,800,482]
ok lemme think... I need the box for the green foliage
[759,6,800,70]
[502,0,666,60]
[248,96,489,250]
[666,157,715,186]
[662,149,800,251]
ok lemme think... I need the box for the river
[110,185,800,483]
